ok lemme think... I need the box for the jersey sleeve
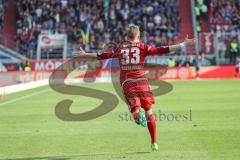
[97,50,114,60]
[97,48,120,60]
[145,45,170,56]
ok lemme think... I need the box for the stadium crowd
[15,0,180,58]
[195,0,240,32]
[0,0,7,40]
[209,0,240,32]
[194,0,240,65]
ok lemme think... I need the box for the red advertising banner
[0,71,51,87]
[1,66,238,87]
[29,60,65,71]
[97,67,196,80]
[29,59,100,71]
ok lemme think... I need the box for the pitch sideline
[0,88,50,107]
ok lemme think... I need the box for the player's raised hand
[73,47,87,57]
[101,43,110,52]
[101,42,118,52]
[184,35,197,46]
[79,47,87,55]
[169,35,197,52]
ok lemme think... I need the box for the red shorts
[122,79,155,113]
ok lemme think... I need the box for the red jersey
[97,41,170,84]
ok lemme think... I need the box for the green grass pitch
[0,80,240,160]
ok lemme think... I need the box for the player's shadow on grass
[2,152,151,160]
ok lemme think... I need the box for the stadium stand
[0,0,8,40]
[209,0,240,32]
[195,0,240,33]
[15,0,180,58]
[194,0,240,65]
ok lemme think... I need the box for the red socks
[132,110,157,144]
[147,114,157,144]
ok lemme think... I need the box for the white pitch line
[0,89,50,107]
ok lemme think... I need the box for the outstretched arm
[169,35,196,52]
[147,35,197,56]
[73,48,98,59]
[74,44,115,60]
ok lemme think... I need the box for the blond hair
[127,25,140,40]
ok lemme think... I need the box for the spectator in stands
[167,58,176,67]
[230,39,239,64]
[15,0,180,58]
[184,55,195,66]
[194,0,240,65]
[218,40,227,64]
[194,53,204,79]
[200,2,208,19]
[17,63,24,71]
[24,61,31,72]
[194,4,201,21]
[201,0,240,32]
[195,0,240,33]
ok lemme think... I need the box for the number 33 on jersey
[121,47,140,65]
